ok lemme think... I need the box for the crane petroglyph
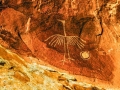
[45,19,86,64]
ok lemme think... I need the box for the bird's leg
[62,52,66,65]
[60,38,67,65]
[66,42,74,61]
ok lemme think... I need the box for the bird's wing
[45,34,64,47]
[67,36,85,49]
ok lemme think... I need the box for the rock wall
[0,0,120,88]
[0,45,105,90]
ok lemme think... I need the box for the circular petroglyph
[80,51,90,60]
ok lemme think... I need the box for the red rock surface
[0,0,120,88]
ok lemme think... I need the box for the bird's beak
[57,19,65,24]
[57,19,62,22]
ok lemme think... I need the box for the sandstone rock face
[0,45,104,90]
[0,0,120,89]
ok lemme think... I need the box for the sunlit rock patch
[0,45,105,90]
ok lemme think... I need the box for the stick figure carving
[45,19,86,64]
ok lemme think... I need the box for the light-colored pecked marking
[45,19,86,64]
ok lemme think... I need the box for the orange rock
[32,73,44,84]
[44,70,60,80]
[14,71,30,83]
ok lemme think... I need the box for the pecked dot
[80,51,90,60]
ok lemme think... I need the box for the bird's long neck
[57,19,67,36]
[63,22,67,37]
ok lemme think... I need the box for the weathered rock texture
[0,0,120,89]
[0,45,104,90]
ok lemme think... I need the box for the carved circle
[80,51,90,60]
